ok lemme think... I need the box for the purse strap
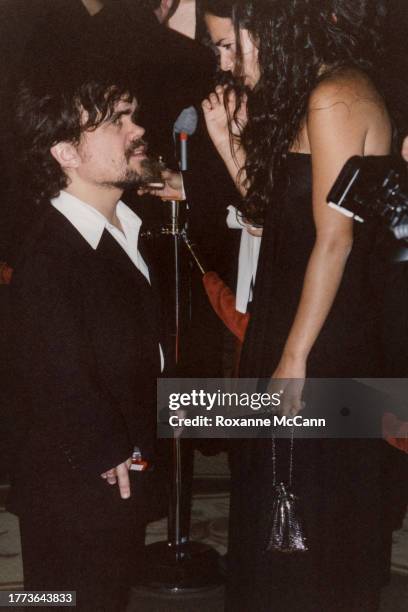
[271,427,294,487]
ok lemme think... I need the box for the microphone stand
[141,193,223,592]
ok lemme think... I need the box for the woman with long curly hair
[202,1,396,610]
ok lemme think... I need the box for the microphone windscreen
[173,106,198,136]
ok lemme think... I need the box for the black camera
[327,156,408,241]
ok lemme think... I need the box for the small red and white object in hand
[130,447,149,471]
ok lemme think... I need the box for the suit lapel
[95,229,151,288]
[95,230,161,346]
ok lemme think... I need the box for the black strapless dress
[226,154,396,612]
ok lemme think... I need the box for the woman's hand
[138,169,184,200]
[202,85,247,150]
[242,217,263,237]
[267,357,306,418]
[202,86,249,196]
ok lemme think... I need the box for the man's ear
[402,135,408,163]
[80,0,104,17]
[163,0,174,12]
[155,0,177,24]
[50,142,80,170]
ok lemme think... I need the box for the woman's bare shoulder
[308,66,386,116]
[306,66,391,154]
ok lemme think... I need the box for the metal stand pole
[140,199,223,591]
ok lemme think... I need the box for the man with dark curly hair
[5,61,164,611]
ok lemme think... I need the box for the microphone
[173,106,198,171]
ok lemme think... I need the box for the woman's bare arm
[273,76,391,379]
[202,86,248,196]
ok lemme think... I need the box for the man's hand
[402,135,408,163]
[138,169,184,200]
[101,458,132,499]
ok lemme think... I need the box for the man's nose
[135,125,146,138]
[130,122,145,139]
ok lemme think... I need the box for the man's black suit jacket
[6,203,163,530]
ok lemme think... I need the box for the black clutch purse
[265,431,309,553]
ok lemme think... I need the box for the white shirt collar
[50,190,142,250]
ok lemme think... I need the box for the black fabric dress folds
[226,154,402,612]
